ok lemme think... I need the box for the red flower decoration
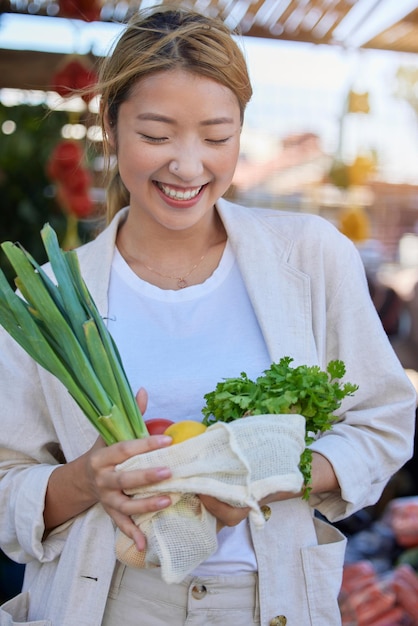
[47,140,84,180]
[58,0,101,22]
[47,140,94,219]
[58,188,94,219]
[51,58,98,103]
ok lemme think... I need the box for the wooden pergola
[0,0,418,91]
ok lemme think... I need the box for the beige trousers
[102,563,260,626]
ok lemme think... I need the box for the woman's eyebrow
[136,113,235,126]
[136,113,175,123]
[200,117,235,126]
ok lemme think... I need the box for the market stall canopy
[0,0,418,91]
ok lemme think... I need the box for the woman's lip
[157,181,203,199]
[154,181,206,207]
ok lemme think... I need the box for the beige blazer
[0,200,416,625]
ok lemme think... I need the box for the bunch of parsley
[202,357,358,498]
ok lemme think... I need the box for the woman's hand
[84,434,173,550]
[80,387,174,551]
[199,451,340,532]
[44,388,174,551]
[199,494,250,531]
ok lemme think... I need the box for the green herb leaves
[202,357,358,497]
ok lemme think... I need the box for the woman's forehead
[124,69,241,115]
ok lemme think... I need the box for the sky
[0,14,122,56]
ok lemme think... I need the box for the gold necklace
[141,254,206,289]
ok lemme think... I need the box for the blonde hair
[97,4,253,223]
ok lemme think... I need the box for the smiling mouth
[156,182,203,201]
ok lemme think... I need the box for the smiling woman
[108,69,242,267]
[0,5,416,626]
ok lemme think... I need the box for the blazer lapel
[217,199,317,365]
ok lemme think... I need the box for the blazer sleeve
[0,219,118,566]
[0,327,72,563]
[308,231,417,521]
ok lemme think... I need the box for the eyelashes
[139,134,231,145]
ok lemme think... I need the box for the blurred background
[2,1,418,621]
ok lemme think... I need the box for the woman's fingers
[89,438,172,500]
[103,486,172,551]
[84,422,174,549]
[105,489,172,518]
[199,494,250,527]
[104,488,171,522]
[110,508,147,551]
[114,464,171,492]
[135,387,148,415]
[92,434,172,469]
[85,433,173,543]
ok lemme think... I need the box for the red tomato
[145,418,175,435]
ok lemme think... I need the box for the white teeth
[159,183,202,200]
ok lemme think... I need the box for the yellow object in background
[348,90,370,114]
[339,205,370,244]
[348,155,375,187]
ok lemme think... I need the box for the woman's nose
[168,145,204,181]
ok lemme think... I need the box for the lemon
[164,420,207,444]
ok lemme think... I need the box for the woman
[0,6,415,626]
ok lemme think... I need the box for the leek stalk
[0,224,149,445]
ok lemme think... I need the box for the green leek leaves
[0,224,149,445]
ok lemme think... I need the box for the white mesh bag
[115,413,305,583]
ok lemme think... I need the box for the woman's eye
[140,134,168,143]
[206,137,230,145]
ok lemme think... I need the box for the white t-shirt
[108,241,271,575]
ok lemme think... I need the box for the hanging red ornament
[51,56,98,103]
[47,140,94,221]
[58,0,102,22]
[47,140,84,180]
[58,187,94,219]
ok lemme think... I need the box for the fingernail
[156,435,172,445]
[156,467,171,479]
[133,533,145,552]
[157,496,171,508]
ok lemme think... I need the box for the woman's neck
[116,208,227,289]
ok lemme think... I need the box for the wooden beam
[0,49,97,91]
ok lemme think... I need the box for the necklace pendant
[177,278,188,289]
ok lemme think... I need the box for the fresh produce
[388,497,418,548]
[391,564,418,621]
[365,607,408,626]
[201,357,358,497]
[343,579,397,625]
[164,420,207,444]
[0,224,149,445]
[340,560,418,625]
[340,560,377,595]
[397,546,418,571]
[145,418,175,435]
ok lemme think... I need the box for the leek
[0,223,149,445]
